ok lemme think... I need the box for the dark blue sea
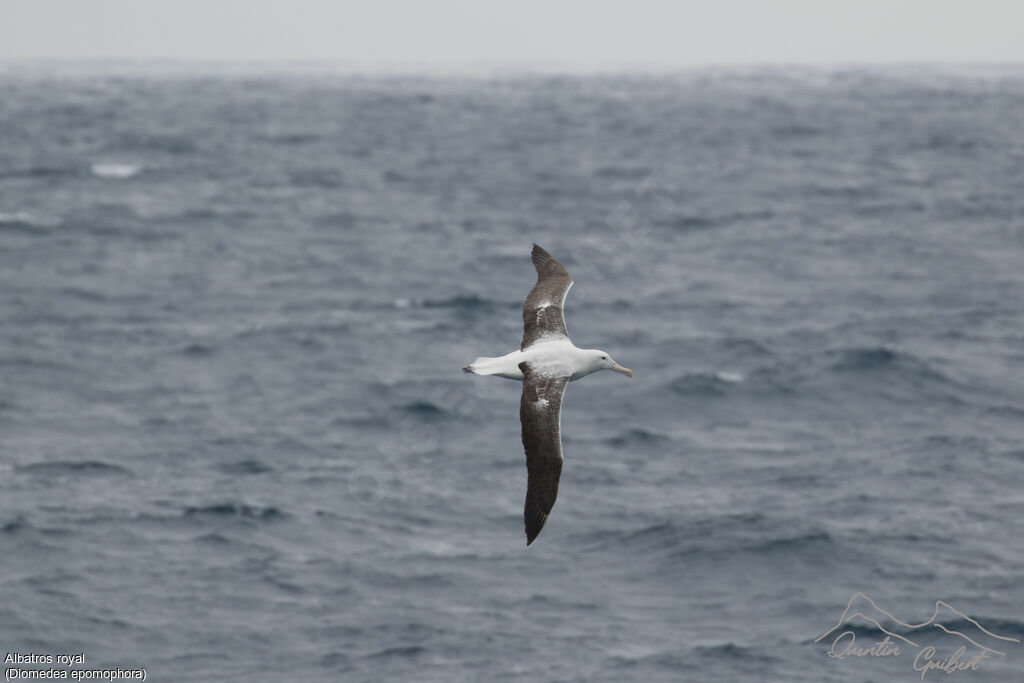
[2,64,1023,682]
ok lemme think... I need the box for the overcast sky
[3,0,1023,66]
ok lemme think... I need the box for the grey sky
[3,0,1023,66]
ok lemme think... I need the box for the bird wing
[521,244,573,350]
[518,361,571,545]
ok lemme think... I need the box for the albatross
[462,244,632,545]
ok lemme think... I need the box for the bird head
[592,350,632,378]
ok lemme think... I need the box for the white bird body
[465,339,618,381]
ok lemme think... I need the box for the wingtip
[531,243,555,271]
[525,511,548,546]
[530,243,571,280]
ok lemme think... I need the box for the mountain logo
[816,592,1020,678]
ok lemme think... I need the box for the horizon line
[3,58,1024,77]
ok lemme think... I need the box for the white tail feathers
[461,354,523,379]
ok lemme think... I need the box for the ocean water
[2,64,1023,682]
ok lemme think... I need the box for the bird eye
[601,356,607,360]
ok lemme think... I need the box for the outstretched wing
[522,244,573,350]
[518,361,571,545]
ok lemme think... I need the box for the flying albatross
[462,244,632,545]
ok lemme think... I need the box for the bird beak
[611,362,633,378]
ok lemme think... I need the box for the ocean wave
[420,294,500,309]
[192,532,235,545]
[290,168,344,189]
[262,132,321,146]
[615,650,689,669]
[692,642,769,661]
[984,404,1024,419]
[592,164,652,180]
[179,342,217,357]
[0,211,60,232]
[605,427,672,447]
[697,345,971,409]
[17,460,131,476]
[828,346,919,372]
[584,513,765,550]
[580,514,835,565]
[667,208,774,231]
[366,645,427,660]
[1,515,32,534]
[742,529,833,554]
[609,642,778,671]
[0,165,78,181]
[379,165,410,182]
[771,123,823,138]
[668,371,742,397]
[55,285,114,303]
[391,294,507,310]
[115,132,197,155]
[182,503,284,520]
[718,336,776,358]
[822,346,964,398]
[400,400,446,416]
[215,459,274,475]
[656,528,835,565]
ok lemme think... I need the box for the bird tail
[461,356,511,376]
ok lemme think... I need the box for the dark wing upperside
[521,244,573,350]
[518,361,571,545]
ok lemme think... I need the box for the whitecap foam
[0,211,59,228]
[0,211,34,224]
[90,162,141,179]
